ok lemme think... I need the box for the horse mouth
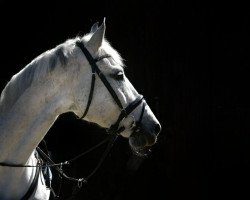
[128,131,157,157]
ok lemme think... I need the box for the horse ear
[90,22,99,33]
[87,18,106,52]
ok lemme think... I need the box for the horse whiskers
[129,145,152,158]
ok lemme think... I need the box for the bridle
[0,41,148,199]
[75,41,147,134]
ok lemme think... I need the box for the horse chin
[128,132,156,157]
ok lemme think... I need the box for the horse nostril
[154,123,161,134]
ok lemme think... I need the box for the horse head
[70,19,161,156]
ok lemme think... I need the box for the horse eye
[114,71,124,81]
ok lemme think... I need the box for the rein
[0,134,118,199]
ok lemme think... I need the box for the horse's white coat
[0,20,160,199]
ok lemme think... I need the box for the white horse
[0,19,161,200]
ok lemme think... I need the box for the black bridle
[0,41,147,200]
[75,41,146,134]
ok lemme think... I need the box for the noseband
[76,41,146,134]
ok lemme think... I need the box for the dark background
[0,1,249,199]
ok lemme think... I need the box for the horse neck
[0,76,73,165]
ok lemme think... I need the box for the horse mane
[0,33,124,117]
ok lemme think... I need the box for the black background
[0,1,249,199]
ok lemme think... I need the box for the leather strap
[20,154,40,200]
[107,95,144,134]
[76,41,123,120]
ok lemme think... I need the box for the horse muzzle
[128,122,161,156]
